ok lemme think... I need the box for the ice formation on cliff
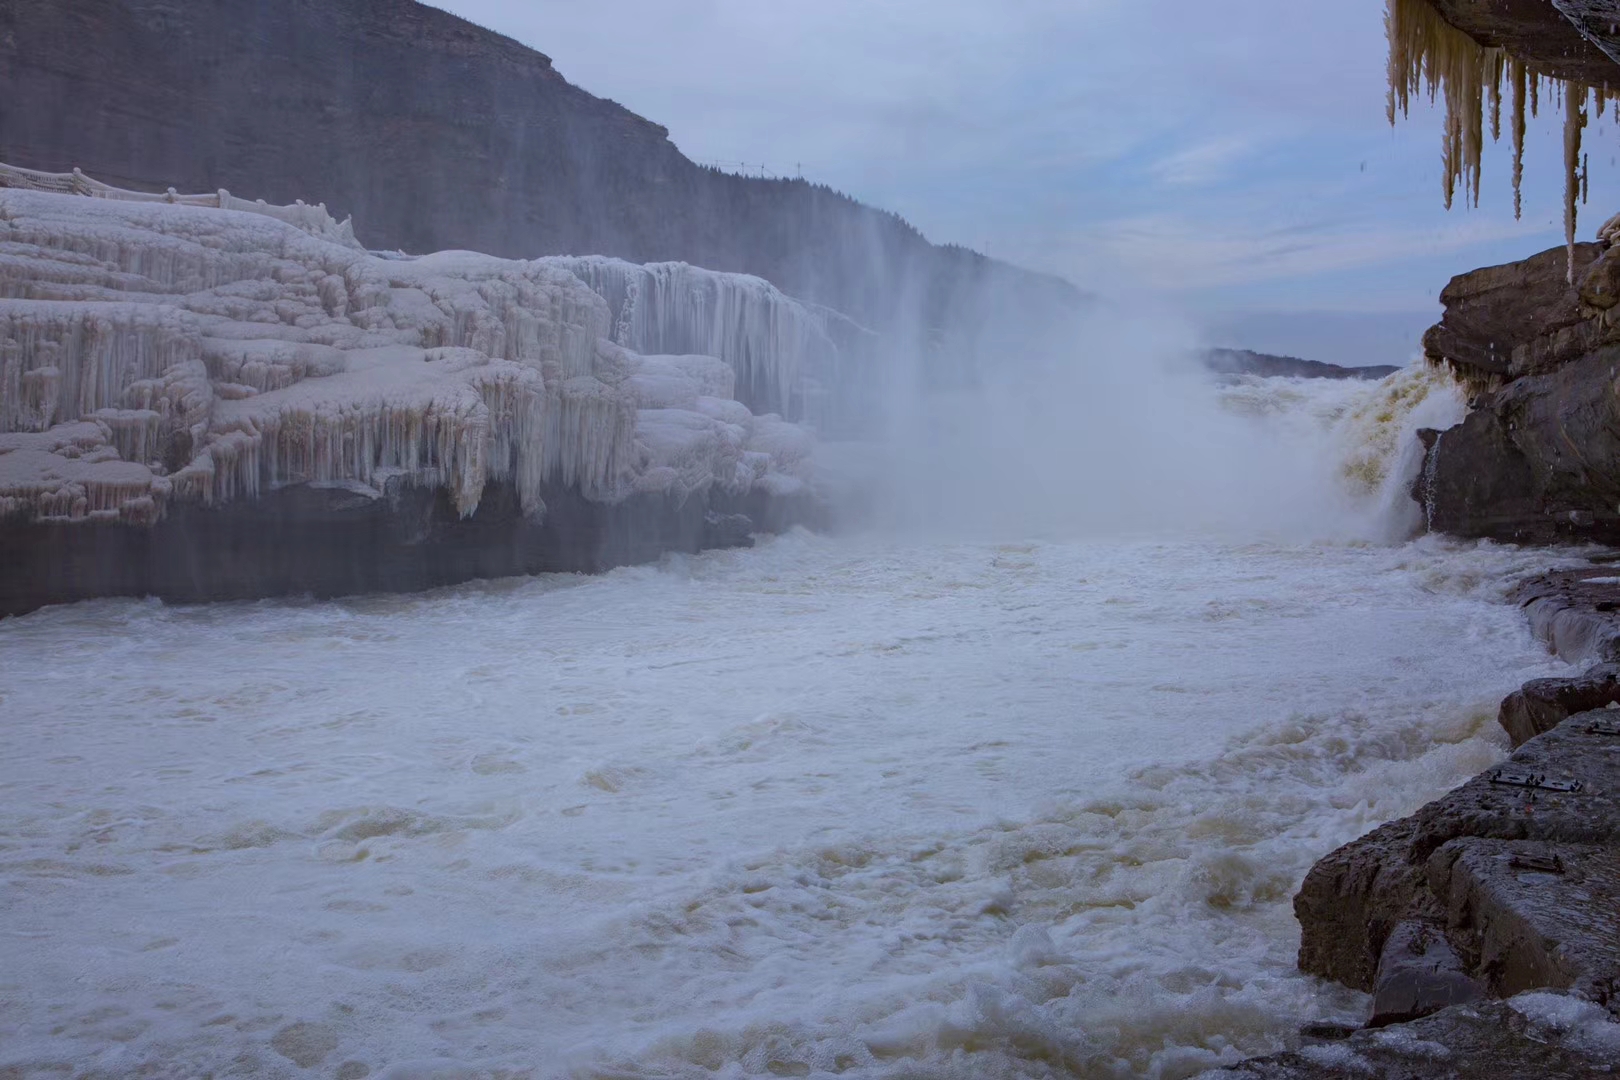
[0,180,820,525]
[552,256,866,425]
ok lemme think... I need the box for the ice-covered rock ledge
[0,178,840,614]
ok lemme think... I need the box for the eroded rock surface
[1295,711,1620,994]
[1427,0,1620,85]
[1512,569,1620,665]
[1212,997,1620,1079]
[1368,920,1485,1028]
[1416,236,1620,544]
[1500,663,1620,746]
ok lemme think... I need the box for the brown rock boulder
[1367,920,1486,1028]
[1412,237,1620,543]
[1422,244,1598,384]
[1498,664,1620,747]
[1295,713,1620,992]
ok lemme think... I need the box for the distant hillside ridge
[1203,348,1400,381]
[0,0,1083,340]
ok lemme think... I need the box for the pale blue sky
[430,0,1618,364]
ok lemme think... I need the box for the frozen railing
[0,161,363,249]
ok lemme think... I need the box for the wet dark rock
[1202,348,1399,381]
[1434,838,1620,1000]
[1427,0,1620,86]
[0,480,824,618]
[1368,920,1486,1027]
[1295,712,1620,993]
[1295,814,1433,993]
[1499,664,1620,747]
[1414,240,1620,545]
[1512,569,1620,665]
[1214,999,1620,1079]
[701,512,757,551]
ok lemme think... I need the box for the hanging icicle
[1565,90,1587,281]
[1386,0,1612,279]
[1511,61,1527,218]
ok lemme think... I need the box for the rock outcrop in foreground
[0,177,837,616]
[1214,996,1620,1079]
[1414,217,1620,544]
[1279,568,1620,1076]
[1295,705,1620,998]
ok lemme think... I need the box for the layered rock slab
[1512,569,1620,666]
[1416,230,1620,544]
[1295,711,1620,996]
[1210,997,1620,1079]
[1500,662,1620,746]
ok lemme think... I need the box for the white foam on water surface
[0,513,1588,1078]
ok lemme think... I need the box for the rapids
[0,369,1591,1078]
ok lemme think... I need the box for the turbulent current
[0,370,1592,1079]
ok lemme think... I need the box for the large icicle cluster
[552,256,855,423]
[0,183,819,525]
[1386,0,1612,276]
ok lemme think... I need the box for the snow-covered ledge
[0,176,841,612]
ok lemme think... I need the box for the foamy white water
[0,367,1593,1078]
[0,523,1586,1080]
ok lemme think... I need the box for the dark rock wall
[0,480,824,618]
[0,0,1082,337]
[1415,237,1620,543]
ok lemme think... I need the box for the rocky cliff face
[1398,0,1620,546]
[0,0,1082,342]
[1414,228,1620,543]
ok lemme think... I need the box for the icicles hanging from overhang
[551,257,842,421]
[1385,0,1610,280]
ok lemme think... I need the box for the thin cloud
[1150,137,1257,188]
[1061,211,1547,291]
[425,0,1618,324]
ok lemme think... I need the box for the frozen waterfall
[551,256,871,426]
[0,181,819,527]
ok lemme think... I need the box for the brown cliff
[1414,229,1620,543]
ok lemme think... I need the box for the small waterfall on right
[1329,363,1467,540]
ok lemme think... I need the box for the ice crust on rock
[0,187,818,524]
[0,160,364,249]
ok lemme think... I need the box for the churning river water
[0,373,1594,1079]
